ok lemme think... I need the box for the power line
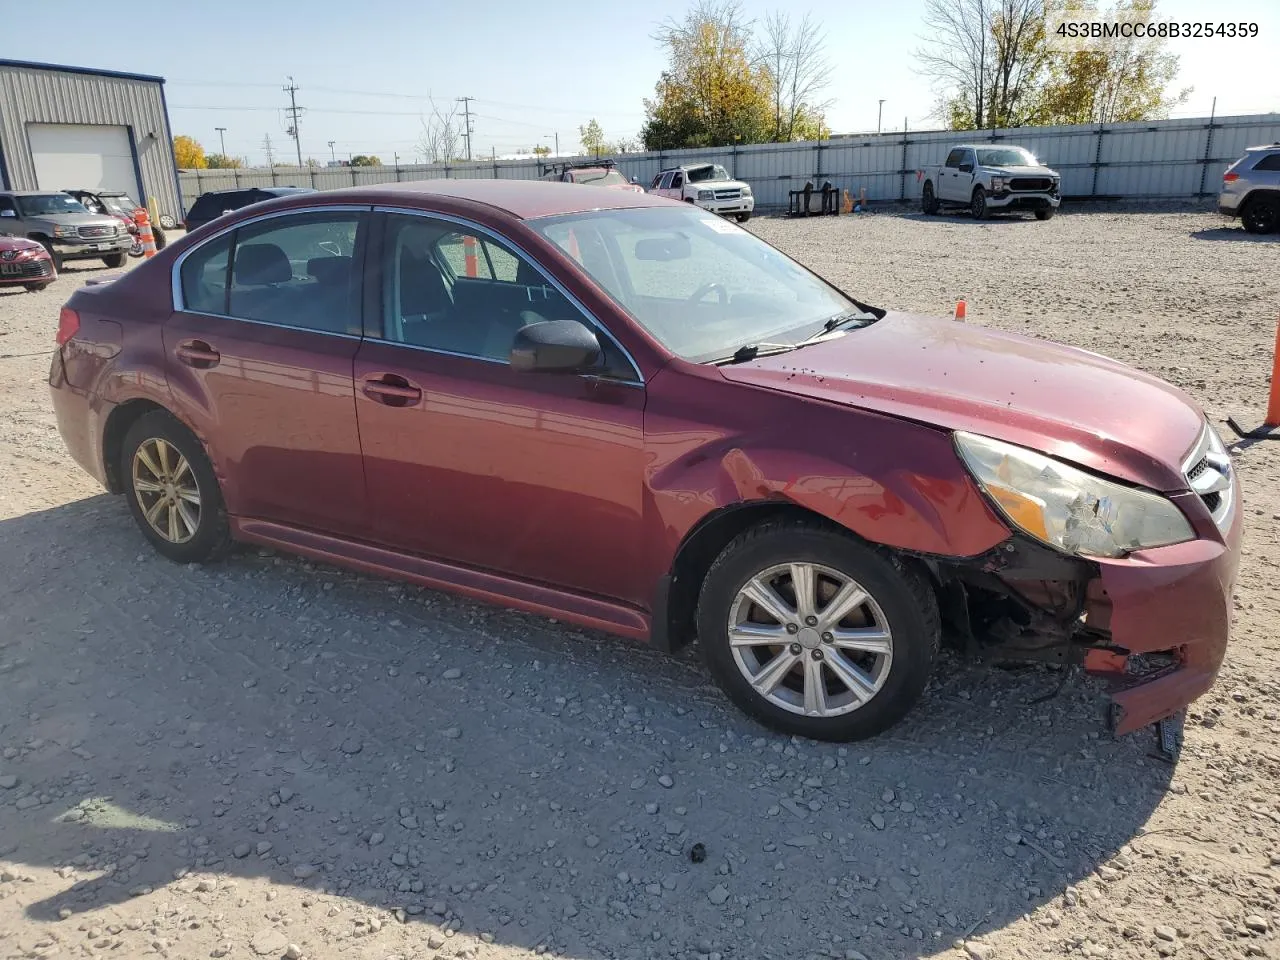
[283,76,305,168]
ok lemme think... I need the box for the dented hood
[718,312,1204,492]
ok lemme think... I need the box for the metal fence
[179,112,1280,214]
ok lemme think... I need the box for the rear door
[166,207,371,536]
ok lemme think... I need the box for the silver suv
[1218,143,1280,234]
[0,191,132,268]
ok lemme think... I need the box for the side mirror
[0,210,15,218]
[510,319,601,373]
[959,162,974,173]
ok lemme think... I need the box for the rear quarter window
[1253,153,1280,171]
[180,232,232,314]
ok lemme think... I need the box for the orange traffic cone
[462,235,478,277]
[840,190,853,214]
[954,300,967,322]
[1227,314,1280,440]
[134,210,157,258]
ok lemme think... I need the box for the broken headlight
[954,432,1194,558]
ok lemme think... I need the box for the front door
[352,211,647,605]
[165,208,370,536]
[940,148,966,201]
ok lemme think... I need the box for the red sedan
[48,180,1240,742]
[0,234,56,292]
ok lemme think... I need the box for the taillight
[1223,172,1240,182]
[56,307,80,346]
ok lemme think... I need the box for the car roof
[1,190,78,196]
[1245,142,1280,152]
[287,179,671,220]
[199,186,314,198]
[659,163,721,172]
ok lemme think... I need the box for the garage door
[27,123,140,198]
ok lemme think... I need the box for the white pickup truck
[921,145,1061,220]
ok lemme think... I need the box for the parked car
[922,145,1061,220]
[49,180,1239,742]
[0,191,132,268]
[0,233,56,292]
[63,189,168,256]
[183,186,316,233]
[650,163,754,221]
[543,159,645,193]
[1218,142,1280,234]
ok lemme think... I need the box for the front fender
[641,363,1011,585]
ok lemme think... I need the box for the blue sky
[10,0,1279,164]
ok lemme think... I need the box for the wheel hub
[796,626,822,650]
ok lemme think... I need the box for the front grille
[713,188,742,200]
[1181,428,1234,532]
[0,259,53,278]
[1010,177,1052,191]
[78,225,116,239]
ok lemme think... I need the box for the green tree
[205,153,244,169]
[641,0,773,150]
[579,119,608,156]
[173,135,207,169]
[350,155,382,166]
[532,145,552,157]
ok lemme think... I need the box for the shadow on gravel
[0,496,1174,959]
[1191,227,1280,243]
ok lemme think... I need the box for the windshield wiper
[795,310,881,346]
[712,342,797,365]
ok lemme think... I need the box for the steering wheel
[687,282,728,306]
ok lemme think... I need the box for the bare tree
[757,11,834,141]
[418,98,463,165]
[916,0,1050,129]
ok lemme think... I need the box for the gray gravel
[1,208,1278,960]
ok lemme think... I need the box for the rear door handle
[362,374,422,407]
[176,339,220,368]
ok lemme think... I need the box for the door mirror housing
[510,319,601,373]
[958,162,974,173]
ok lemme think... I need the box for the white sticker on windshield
[700,217,743,235]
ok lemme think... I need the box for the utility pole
[327,140,336,163]
[283,76,305,167]
[457,96,475,161]
[261,133,276,167]
[215,127,227,157]
[877,100,886,135]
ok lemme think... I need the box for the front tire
[971,186,989,220]
[736,212,751,223]
[696,521,939,741]
[1035,206,1056,221]
[121,411,232,564]
[102,251,127,268]
[36,239,62,271]
[24,282,51,292]
[152,225,168,250]
[922,182,939,215]
[1241,197,1278,234]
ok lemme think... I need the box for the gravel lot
[1,205,1278,960]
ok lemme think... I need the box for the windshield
[686,164,730,183]
[16,194,90,217]
[530,206,858,362]
[574,170,629,186]
[99,195,140,215]
[976,147,1038,167]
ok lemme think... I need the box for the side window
[944,149,964,168]
[180,231,232,314]
[671,173,684,189]
[0,195,17,215]
[378,214,635,378]
[226,212,362,334]
[1254,153,1280,171]
[650,174,662,189]
[658,172,674,190]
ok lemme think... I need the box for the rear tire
[922,182,939,215]
[1035,207,1056,221]
[1241,197,1278,234]
[102,252,127,268]
[121,411,232,564]
[152,225,168,250]
[971,186,989,220]
[695,520,939,741]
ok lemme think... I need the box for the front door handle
[176,339,220,368]
[362,374,422,407]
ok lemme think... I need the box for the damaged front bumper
[934,476,1242,737]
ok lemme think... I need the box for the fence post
[731,142,738,179]
[899,118,909,201]
[815,137,824,184]
[1090,123,1105,197]
[1198,96,1218,198]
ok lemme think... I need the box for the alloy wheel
[132,438,201,544]
[727,562,893,718]
[1243,200,1277,234]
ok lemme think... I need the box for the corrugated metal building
[0,59,181,224]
